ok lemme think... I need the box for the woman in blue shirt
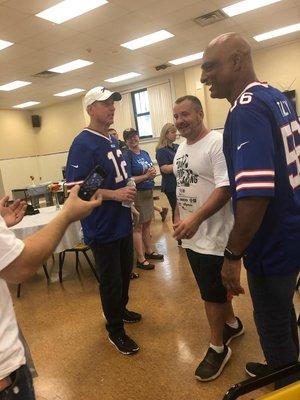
[124,129,164,270]
[156,123,179,222]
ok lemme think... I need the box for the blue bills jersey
[66,129,132,244]
[223,82,300,274]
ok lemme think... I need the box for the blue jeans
[247,270,300,388]
[0,365,35,400]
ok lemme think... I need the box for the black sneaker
[195,345,232,381]
[145,252,164,261]
[123,309,142,323]
[223,316,245,345]
[108,333,139,355]
[245,362,272,378]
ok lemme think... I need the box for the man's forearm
[227,197,270,255]
[1,213,71,283]
[160,164,174,174]
[193,186,231,225]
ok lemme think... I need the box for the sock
[210,343,224,353]
[227,318,239,329]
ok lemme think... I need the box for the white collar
[85,128,112,142]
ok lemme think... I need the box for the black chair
[58,244,99,283]
[17,263,50,297]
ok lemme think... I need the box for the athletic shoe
[245,362,272,378]
[136,259,155,270]
[108,333,139,355]
[145,252,164,260]
[160,207,168,221]
[223,316,245,345]
[123,309,142,323]
[195,345,232,382]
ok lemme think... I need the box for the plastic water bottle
[122,178,136,208]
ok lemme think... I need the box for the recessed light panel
[13,101,40,108]
[105,72,141,83]
[0,39,14,51]
[49,59,93,73]
[223,0,282,17]
[254,23,300,41]
[169,52,204,65]
[121,30,174,50]
[0,81,31,91]
[36,0,108,24]
[54,88,86,97]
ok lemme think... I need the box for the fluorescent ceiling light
[13,101,40,109]
[105,72,141,83]
[121,30,174,50]
[169,52,204,65]
[49,59,93,73]
[36,0,108,24]
[254,22,300,41]
[54,88,86,97]
[0,39,14,51]
[223,0,282,17]
[0,81,31,91]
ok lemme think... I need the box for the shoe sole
[225,326,245,345]
[195,347,232,382]
[244,366,256,378]
[108,337,139,355]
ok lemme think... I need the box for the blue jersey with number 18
[223,82,300,275]
[66,129,132,244]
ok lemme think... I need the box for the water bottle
[122,178,136,208]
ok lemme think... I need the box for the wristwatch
[224,247,244,261]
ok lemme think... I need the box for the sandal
[145,251,164,261]
[136,259,155,270]
[130,271,140,279]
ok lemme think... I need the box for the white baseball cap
[84,86,122,109]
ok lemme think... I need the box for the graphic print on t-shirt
[175,154,199,211]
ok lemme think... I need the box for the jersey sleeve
[156,148,169,167]
[66,143,94,183]
[231,101,275,199]
[210,134,230,188]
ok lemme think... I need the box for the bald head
[201,32,257,104]
[206,32,251,59]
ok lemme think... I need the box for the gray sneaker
[223,316,244,345]
[195,345,232,382]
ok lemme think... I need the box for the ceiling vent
[194,9,228,27]
[32,70,60,79]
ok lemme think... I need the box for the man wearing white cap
[66,86,141,355]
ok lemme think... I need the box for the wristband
[224,247,244,261]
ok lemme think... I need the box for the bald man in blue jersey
[201,33,300,388]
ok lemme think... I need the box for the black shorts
[186,249,227,303]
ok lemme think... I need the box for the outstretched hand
[0,196,27,227]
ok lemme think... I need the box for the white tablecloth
[11,206,82,253]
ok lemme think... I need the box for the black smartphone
[78,165,107,201]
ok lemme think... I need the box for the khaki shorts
[135,189,154,224]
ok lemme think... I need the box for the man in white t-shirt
[0,188,101,399]
[173,95,244,382]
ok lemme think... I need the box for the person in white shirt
[0,187,101,399]
[173,95,244,382]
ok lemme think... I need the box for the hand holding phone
[77,165,107,201]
